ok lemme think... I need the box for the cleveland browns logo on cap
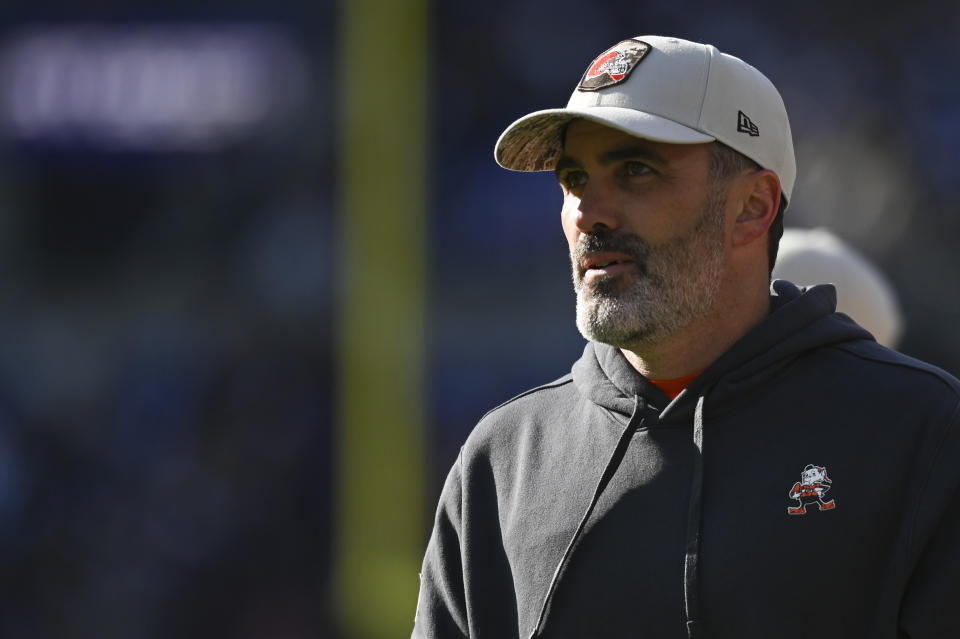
[578,39,651,91]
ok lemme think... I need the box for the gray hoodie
[413,281,960,638]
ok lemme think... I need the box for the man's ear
[731,170,781,247]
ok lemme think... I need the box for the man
[413,36,960,638]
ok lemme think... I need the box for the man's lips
[581,253,637,281]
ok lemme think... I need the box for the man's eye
[560,171,587,189]
[625,161,651,177]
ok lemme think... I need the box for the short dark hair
[708,141,786,280]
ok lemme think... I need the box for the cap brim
[494,106,716,172]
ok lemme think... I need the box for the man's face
[557,120,730,350]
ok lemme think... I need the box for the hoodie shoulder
[834,339,960,399]
[461,371,620,461]
[468,374,576,445]
[477,373,575,423]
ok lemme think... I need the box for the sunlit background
[0,1,957,637]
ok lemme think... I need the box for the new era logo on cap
[579,39,651,91]
[737,110,759,136]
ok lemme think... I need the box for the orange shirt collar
[649,372,701,400]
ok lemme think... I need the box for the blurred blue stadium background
[0,0,957,637]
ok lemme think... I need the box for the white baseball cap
[495,35,796,203]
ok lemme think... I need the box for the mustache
[572,230,651,273]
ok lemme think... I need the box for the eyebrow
[554,144,668,177]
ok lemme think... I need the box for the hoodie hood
[571,281,874,420]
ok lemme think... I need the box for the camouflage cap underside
[495,113,575,172]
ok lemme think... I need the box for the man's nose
[573,183,620,233]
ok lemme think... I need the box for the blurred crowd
[0,1,957,637]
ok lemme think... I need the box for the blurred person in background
[413,35,960,638]
[773,227,904,348]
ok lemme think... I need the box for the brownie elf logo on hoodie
[787,464,836,515]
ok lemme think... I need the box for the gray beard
[571,192,726,350]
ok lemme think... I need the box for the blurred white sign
[0,24,309,151]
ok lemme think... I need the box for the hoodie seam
[475,376,575,423]
[831,344,960,399]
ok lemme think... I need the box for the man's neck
[620,286,771,380]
